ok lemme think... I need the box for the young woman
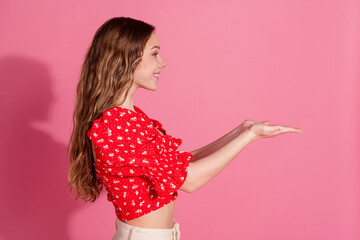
[67,17,302,240]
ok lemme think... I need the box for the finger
[264,125,283,132]
[278,126,302,133]
[288,127,302,133]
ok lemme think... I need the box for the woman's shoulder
[88,105,158,141]
[98,105,148,123]
[104,105,150,122]
[133,105,167,134]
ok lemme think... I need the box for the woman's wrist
[235,124,256,140]
[241,128,258,143]
[234,124,246,136]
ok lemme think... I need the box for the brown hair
[67,17,155,202]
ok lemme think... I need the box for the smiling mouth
[153,73,160,80]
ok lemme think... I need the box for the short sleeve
[87,108,193,198]
[150,118,167,135]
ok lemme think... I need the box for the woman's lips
[153,73,160,80]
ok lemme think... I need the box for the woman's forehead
[145,33,160,50]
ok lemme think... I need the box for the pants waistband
[115,217,180,239]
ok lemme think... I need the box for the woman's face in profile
[133,32,167,90]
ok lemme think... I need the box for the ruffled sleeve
[87,108,193,198]
[150,118,167,135]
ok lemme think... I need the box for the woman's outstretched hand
[239,119,302,141]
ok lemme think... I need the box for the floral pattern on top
[87,105,193,221]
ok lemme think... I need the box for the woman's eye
[153,52,159,57]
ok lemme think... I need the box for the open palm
[240,119,302,141]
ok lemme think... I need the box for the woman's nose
[161,61,167,68]
[159,57,166,68]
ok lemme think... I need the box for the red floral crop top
[87,105,193,221]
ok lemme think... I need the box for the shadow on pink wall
[0,55,80,240]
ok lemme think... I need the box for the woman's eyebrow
[150,46,160,50]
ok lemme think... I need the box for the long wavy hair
[67,17,155,202]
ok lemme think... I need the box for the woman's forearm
[182,128,255,193]
[189,125,245,161]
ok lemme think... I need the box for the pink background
[1,0,359,239]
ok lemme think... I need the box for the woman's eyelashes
[152,52,159,57]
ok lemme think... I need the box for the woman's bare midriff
[123,127,175,229]
[123,200,176,229]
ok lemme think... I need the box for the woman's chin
[143,83,157,91]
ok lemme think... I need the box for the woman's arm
[189,124,245,161]
[180,128,256,193]
[180,120,302,193]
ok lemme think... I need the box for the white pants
[111,217,181,240]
